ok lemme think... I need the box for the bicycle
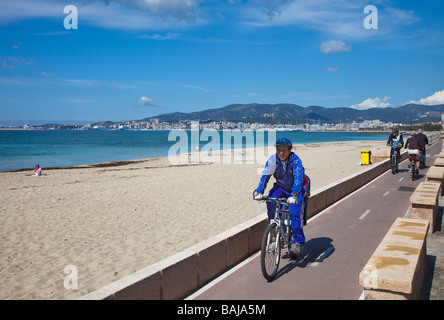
[253,191,294,281]
[408,149,422,181]
[389,141,402,174]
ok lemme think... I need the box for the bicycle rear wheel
[260,223,281,281]
[411,162,416,181]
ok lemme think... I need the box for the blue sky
[1,0,444,126]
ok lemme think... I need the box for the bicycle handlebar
[262,196,288,203]
[252,190,289,203]
[389,141,402,149]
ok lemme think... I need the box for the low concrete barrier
[426,165,444,198]
[425,166,444,185]
[359,218,429,300]
[434,158,444,167]
[407,182,440,234]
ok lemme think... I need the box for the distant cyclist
[254,138,308,259]
[405,131,422,174]
[387,129,404,164]
[416,128,429,168]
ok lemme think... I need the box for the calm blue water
[0,130,387,172]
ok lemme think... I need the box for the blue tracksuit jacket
[257,152,304,196]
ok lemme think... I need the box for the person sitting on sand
[26,164,42,176]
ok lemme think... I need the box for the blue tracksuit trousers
[266,186,305,244]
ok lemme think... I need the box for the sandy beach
[0,140,385,299]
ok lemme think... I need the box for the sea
[0,129,388,172]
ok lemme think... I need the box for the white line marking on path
[383,191,390,197]
[359,209,371,220]
[399,177,404,182]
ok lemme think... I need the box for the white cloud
[407,90,444,106]
[0,0,206,31]
[78,1,205,31]
[62,78,136,89]
[252,0,292,19]
[238,0,420,40]
[0,0,201,23]
[139,33,181,40]
[137,96,166,108]
[137,96,156,107]
[0,77,33,86]
[40,72,53,78]
[326,67,339,72]
[180,84,211,92]
[0,0,60,25]
[351,96,391,110]
[320,40,351,54]
[58,98,94,104]
[0,56,34,69]
[100,0,202,21]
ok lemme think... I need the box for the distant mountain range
[143,103,444,125]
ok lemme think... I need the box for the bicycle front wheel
[260,223,281,281]
[391,155,397,174]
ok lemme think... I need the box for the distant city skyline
[1,0,444,126]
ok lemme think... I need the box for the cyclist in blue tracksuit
[255,138,307,259]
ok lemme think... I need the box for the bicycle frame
[390,142,400,161]
[408,149,422,180]
[390,141,401,174]
[264,197,292,249]
[391,148,398,163]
